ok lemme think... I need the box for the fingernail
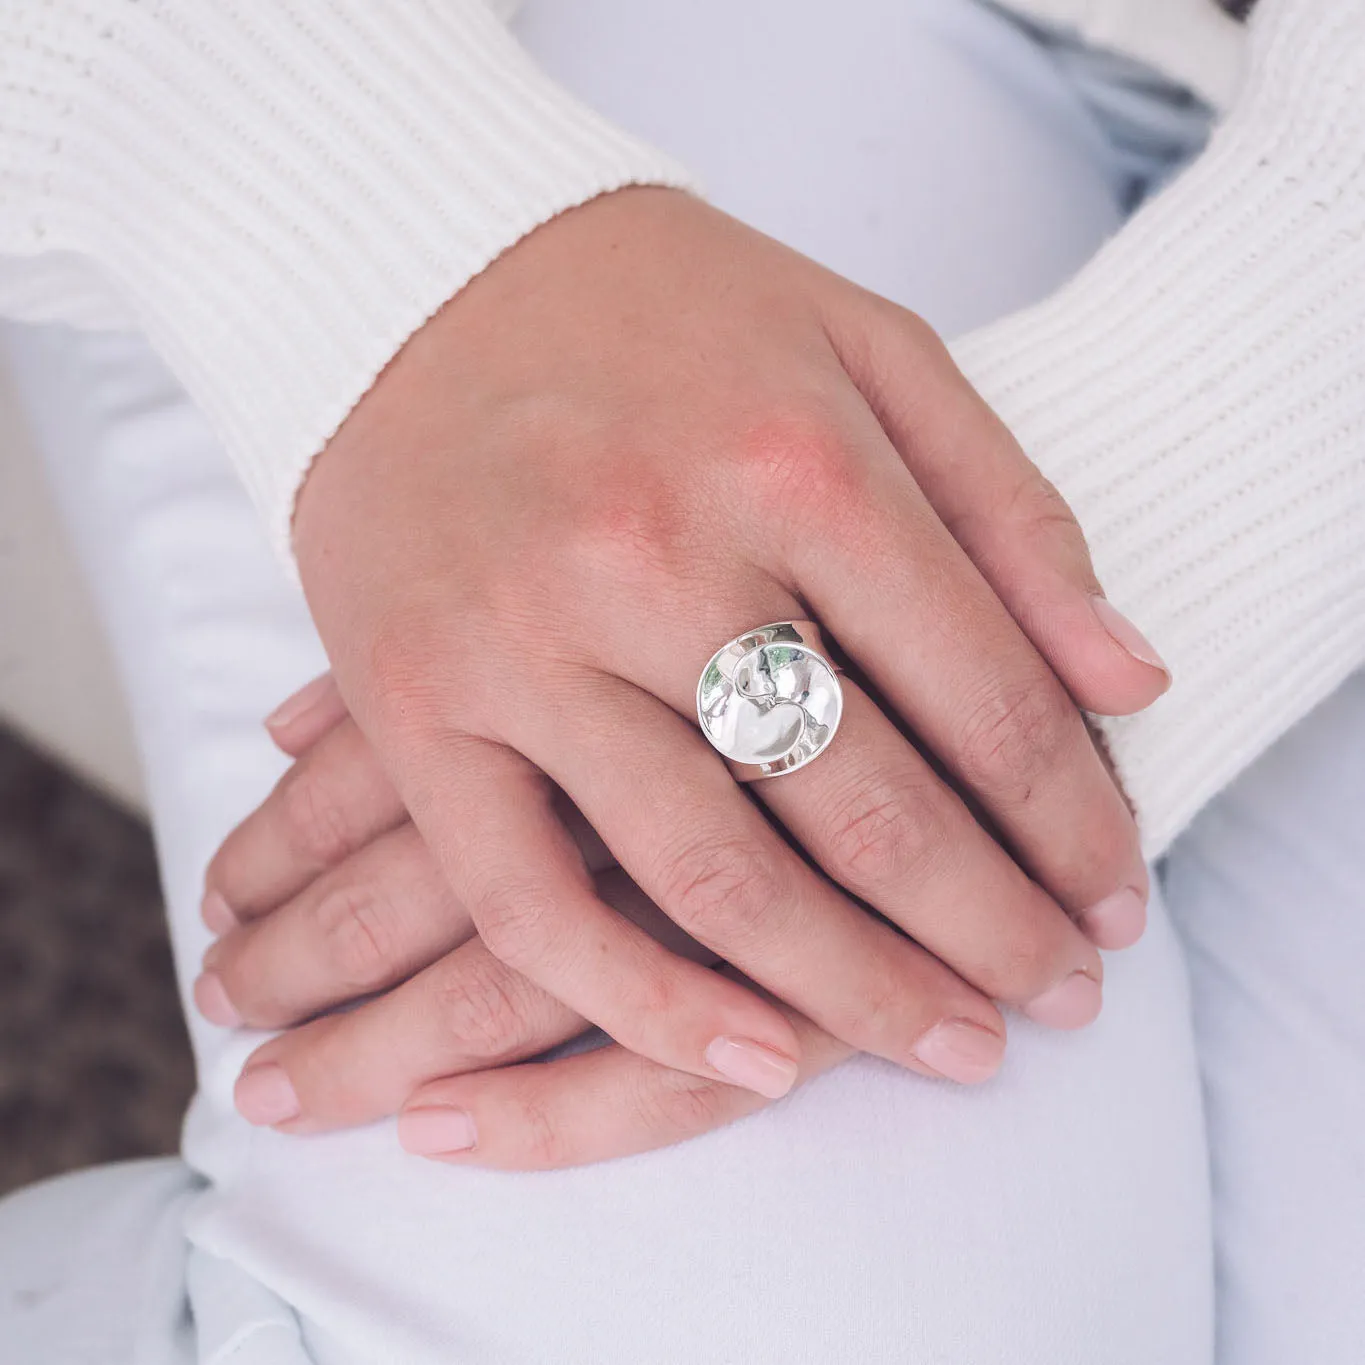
[913,1018,1005,1084]
[193,971,241,1028]
[704,1036,799,1099]
[201,889,237,936]
[1023,971,1102,1030]
[235,1064,300,1126]
[398,1105,479,1156]
[1079,887,1147,951]
[264,672,336,733]
[1091,596,1170,675]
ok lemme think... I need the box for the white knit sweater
[1,0,1361,858]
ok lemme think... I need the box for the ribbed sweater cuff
[952,0,1365,857]
[1,1,696,558]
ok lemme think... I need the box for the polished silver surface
[696,621,843,781]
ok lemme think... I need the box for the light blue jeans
[1005,4,1216,206]
[3,4,1360,1364]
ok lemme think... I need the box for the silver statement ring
[696,621,844,781]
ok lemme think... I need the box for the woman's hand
[252,185,1165,1107]
[201,680,858,1164]
[197,660,1144,1166]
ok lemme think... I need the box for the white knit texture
[1,0,1360,854]
[0,0,696,557]
[953,0,1365,857]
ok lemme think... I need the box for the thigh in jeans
[2,2,1213,1362]
[1162,671,1365,1365]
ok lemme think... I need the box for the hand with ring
[201,185,1170,1144]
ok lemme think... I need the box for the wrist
[10,1,696,568]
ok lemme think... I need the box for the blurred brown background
[0,726,193,1197]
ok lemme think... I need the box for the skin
[200,673,1152,1166]
[201,185,1169,1159]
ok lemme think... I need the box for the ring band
[696,620,844,781]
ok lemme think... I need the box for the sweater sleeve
[951,0,1365,859]
[0,0,696,557]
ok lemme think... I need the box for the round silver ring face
[696,622,843,779]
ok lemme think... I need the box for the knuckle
[977,929,1058,1000]
[961,905,1074,1002]
[471,877,560,966]
[957,677,1074,802]
[1086,815,1140,882]
[1006,473,1101,590]
[733,409,862,521]
[206,942,257,1015]
[654,836,782,948]
[205,824,263,909]
[824,960,921,1060]
[629,1064,741,1141]
[865,291,938,347]
[823,780,954,893]
[567,473,695,595]
[516,1082,570,1169]
[435,953,533,1062]
[1008,471,1083,539]
[311,884,395,992]
[279,768,356,868]
[363,615,486,741]
[855,297,949,386]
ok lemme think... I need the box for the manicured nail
[193,971,241,1028]
[264,672,337,733]
[235,1064,300,1126]
[1023,971,1103,1030]
[1079,887,1147,951]
[1091,596,1170,675]
[201,889,236,936]
[914,1018,1004,1084]
[704,1036,799,1099]
[398,1105,479,1156]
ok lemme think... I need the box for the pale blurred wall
[0,361,145,812]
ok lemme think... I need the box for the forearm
[953,0,1365,856]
